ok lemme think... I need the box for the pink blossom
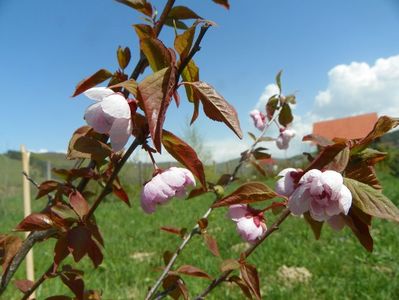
[276,127,295,150]
[275,168,303,197]
[288,169,352,222]
[83,87,132,151]
[228,204,267,243]
[250,109,267,131]
[141,167,195,214]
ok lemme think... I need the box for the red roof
[313,113,378,140]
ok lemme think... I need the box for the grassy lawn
[1,172,398,299]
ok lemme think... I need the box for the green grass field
[0,170,398,300]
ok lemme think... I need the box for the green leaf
[278,103,293,127]
[168,6,202,20]
[184,81,243,139]
[266,95,279,119]
[162,129,206,188]
[109,79,138,97]
[174,25,196,61]
[275,70,283,93]
[344,177,399,223]
[117,46,131,69]
[303,212,323,240]
[213,182,277,208]
[140,37,172,72]
[72,69,113,97]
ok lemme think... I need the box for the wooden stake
[20,145,35,299]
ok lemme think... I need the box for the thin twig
[194,208,291,299]
[22,172,39,189]
[148,107,283,300]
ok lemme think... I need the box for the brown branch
[148,107,283,300]
[20,264,54,300]
[12,0,175,299]
[0,229,57,295]
[194,208,291,299]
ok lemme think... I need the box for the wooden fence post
[20,145,35,299]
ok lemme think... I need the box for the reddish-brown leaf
[162,129,206,188]
[250,159,266,177]
[240,263,261,300]
[302,134,333,147]
[162,274,182,300]
[0,235,22,273]
[67,127,111,162]
[353,116,399,152]
[203,233,220,257]
[69,191,89,220]
[72,69,113,97]
[344,210,373,252]
[51,204,78,222]
[36,180,59,199]
[303,212,323,240]
[326,146,350,172]
[116,0,153,17]
[54,235,69,272]
[176,264,212,280]
[45,296,72,300]
[60,265,85,299]
[220,259,240,272]
[187,187,208,199]
[217,174,235,186]
[212,0,230,9]
[141,37,172,72]
[160,226,186,238]
[213,182,277,208]
[117,46,131,70]
[303,142,347,173]
[14,279,33,293]
[112,179,130,206]
[184,81,243,139]
[137,67,177,152]
[87,239,103,268]
[15,213,54,231]
[67,226,91,262]
[229,275,253,299]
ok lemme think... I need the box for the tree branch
[147,107,283,300]
[8,3,179,299]
[194,208,291,299]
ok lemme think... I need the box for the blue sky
[1,0,399,161]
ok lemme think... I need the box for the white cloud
[255,84,280,110]
[250,54,399,160]
[314,54,399,118]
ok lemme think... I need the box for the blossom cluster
[276,168,352,229]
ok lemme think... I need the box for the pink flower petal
[84,87,115,101]
[339,185,352,214]
[160,168,186,189]
[299,169,322,184]
[109,118,132,151]
[320,170,343,194]
[101,94,131,119]
[275,168,297,196]
[84,102,113,133]
[327,214,346,231]
[288,185,310,215]
[228,204,248,222]
[236,218,264,243]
